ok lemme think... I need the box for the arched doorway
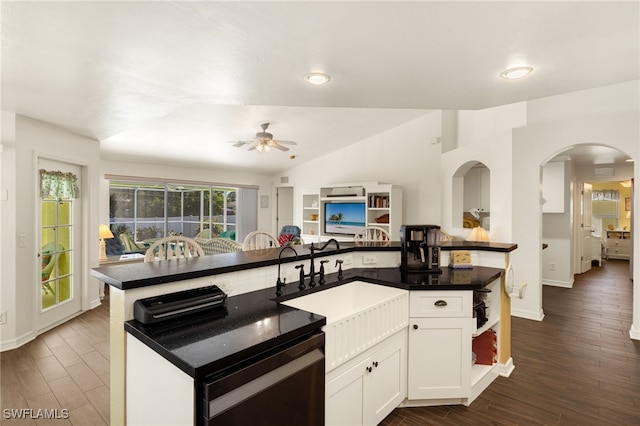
[540,144,634,299]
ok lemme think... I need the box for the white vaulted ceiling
[2,1,638,173]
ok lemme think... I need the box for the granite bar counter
[91,240,516,425]
[92,241,516,291]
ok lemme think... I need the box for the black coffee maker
[399,225,441,273]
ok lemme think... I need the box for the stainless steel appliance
[199,331,325,425]
[400,225,442,273]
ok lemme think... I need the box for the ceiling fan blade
[271,142,290,151]
[272,139,297,146]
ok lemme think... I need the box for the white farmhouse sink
[282,280,409,371]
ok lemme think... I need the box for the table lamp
[467,226,490,242]
[99,224,114,262]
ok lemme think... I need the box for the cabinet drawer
[608,239,631,248]
[410,291,472,318]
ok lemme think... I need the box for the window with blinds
[592,200,619,218]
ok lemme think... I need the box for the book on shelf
[369,195,389,208]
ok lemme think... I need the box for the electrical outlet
[342,256,353,266]
[0,311,7,325]
[363,255,377,265]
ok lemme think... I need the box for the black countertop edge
[92,241,515,291]
[440,241,518,252]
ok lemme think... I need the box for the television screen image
[324,202,366,235]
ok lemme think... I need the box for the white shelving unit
[301,192,320,241]
[299,183,403,242]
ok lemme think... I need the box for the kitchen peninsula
[91,240,517,425]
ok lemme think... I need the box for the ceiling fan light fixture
[255,142,271,153]
[500,66,533,80]
[304,72,331,85]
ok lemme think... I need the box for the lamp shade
[467,226,489,242]
[99,224,114,240]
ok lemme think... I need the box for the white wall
[541,160,573,287]
[1,115,102,350]
[276,111,443,229]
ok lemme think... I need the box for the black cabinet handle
[373,361,378,368]
[366,366,372,373]
[434,300,448,307]
[413,324,418,330]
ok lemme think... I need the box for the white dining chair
[353,226,391,245]
[144,236,205,262]
[242,231,280,251]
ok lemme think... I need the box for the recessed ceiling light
[304,72,331,85]
[500,66,533,80]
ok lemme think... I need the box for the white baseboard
[499,357,515,377]
[89,297,102,310]
[542,278,574,288]
[511,308,545,321]
[630,324,640,340]
[0,330,36,352]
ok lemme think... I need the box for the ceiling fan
[230,123,298,152]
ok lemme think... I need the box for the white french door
[37,159,83,331]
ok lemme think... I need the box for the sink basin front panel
[282,281,409,371]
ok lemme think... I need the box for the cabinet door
[326,356,368,426]
[408,317,473,400]
[363,332,407,426]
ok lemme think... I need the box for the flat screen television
[324,202,366,236]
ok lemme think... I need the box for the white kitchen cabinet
[463,166,490,213]
[326,329,407,426]
[408,317,473,400]
[406,282,501,406]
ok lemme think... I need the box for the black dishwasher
[199,331,325,426]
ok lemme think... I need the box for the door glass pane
[58,226,71,249]
[57,200,71,225]
[57,273,71,303]
[42,200,56,227]
[40,196,73,311]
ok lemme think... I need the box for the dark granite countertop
[125,286,326,379]
[92,241,516,290]
[125,265,503,379]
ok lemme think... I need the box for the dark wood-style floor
[0,292,110,425]
[1,261,638,425]
[381,259,640,426]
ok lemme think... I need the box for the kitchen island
[91,240,516,425]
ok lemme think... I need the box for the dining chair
[353,226,391,245]
[242,231,280,251]
[144,236,205,262]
